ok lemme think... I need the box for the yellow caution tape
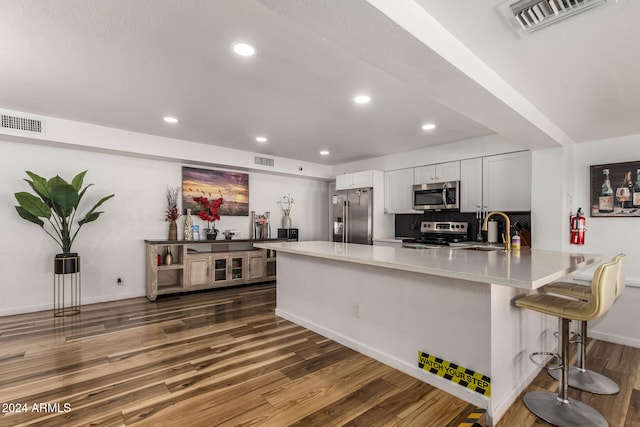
[418,351,491,397]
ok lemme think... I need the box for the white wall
[1,138,329,316]
[572,134,640,347]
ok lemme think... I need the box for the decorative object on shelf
[252,211,270,239]
[182,166,249,216]
[14,170,114,316]
[165,186,181,241]
[193,193,223,240]
[223,229,240,240]
[278,193,294,228]
[590,160,640,217]
[192,224,200,241]
[165,246,173,265]
[183,208,193,241]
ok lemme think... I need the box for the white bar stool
[543,253,626,395]
[515,256,621,427]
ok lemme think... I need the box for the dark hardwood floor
[0,283,637,426]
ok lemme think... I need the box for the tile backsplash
[395,211,531,243]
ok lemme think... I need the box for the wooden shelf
[146,240,279,301]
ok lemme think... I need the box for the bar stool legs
[523,318,608,427]
[547,320,620,395]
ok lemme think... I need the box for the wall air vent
[0,111,45,136]
[254,156,275,167]
[505,0,606,33]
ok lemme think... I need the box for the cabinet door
[335,174,352,190]
[229,255,245,282]
[435,161,461,182]
[352,170,373,188]
[212,256,229,283]
[483,151,531,211]
[247,251,266,280]
[414,165,435,184]
[186,256,210,287]
[384,168,418,214]
[460,158,483,213]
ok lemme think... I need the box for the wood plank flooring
[0,283,637,426]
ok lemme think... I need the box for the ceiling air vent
[0,111,45,136]
[506,0,606,33]
[254,156,275,167]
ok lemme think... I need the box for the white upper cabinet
[414,161,460,184]
[336,170,374,190]
[460,158,483,213]
[482,151,531,212]
[384,168,419,214]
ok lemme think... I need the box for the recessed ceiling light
[163,116,178,123]
[421,123,436,130]
[320,150,330,155]
[354,95,371,104]
[233,42,255,56]
[256,136,267,143]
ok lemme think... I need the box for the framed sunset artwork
[182,166,249,216]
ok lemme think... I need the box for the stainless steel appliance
[402,221,468,248]
[332,187,373,245]
[412,181,460,211]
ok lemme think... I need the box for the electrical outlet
[117,277,123,286]
[352,303,360,318]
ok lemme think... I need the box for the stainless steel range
[402,221,469,249]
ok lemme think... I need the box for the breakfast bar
[254,241,601,426]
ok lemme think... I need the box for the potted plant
[193,194,223,240]
[14,170,115,274]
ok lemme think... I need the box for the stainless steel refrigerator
[332,187,373,245]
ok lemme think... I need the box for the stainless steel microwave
[412,181,460,211]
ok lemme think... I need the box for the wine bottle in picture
[634,169,640,207]
[615,171,632,213]
[598,168,614,213]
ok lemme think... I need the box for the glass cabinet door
[230,256,244,280]
[214,257,227,282]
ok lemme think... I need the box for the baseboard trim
[589,330,640,349]
[275,307,488,410]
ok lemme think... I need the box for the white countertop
[372,237,408,243]
[255,241,602,290]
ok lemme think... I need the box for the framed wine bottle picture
[590,161,640,217]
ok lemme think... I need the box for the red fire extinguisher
[570,208,586,245]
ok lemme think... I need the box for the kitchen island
[254,241,601,426]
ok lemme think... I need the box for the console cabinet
[146,239,279,301]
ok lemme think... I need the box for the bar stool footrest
[523,391,608,427]
[548,365,620,395]
[529,351,562,371]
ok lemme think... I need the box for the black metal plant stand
[53,254,81,317]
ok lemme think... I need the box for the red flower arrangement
[193,195,223,230]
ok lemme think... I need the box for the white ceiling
[1,0,638,166]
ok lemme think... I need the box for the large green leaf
[14,192,52,218]
[78,211,101,226]
[71,170,87,192]
[82,194,114,220]
[49,183,79,215]
[15,206,45,226]
[25,171,53,202]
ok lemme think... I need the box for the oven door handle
[442,183,449,209]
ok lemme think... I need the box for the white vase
[282,214,291,229]
[183,209,193,241]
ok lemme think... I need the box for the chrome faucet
[482,211,511,251]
